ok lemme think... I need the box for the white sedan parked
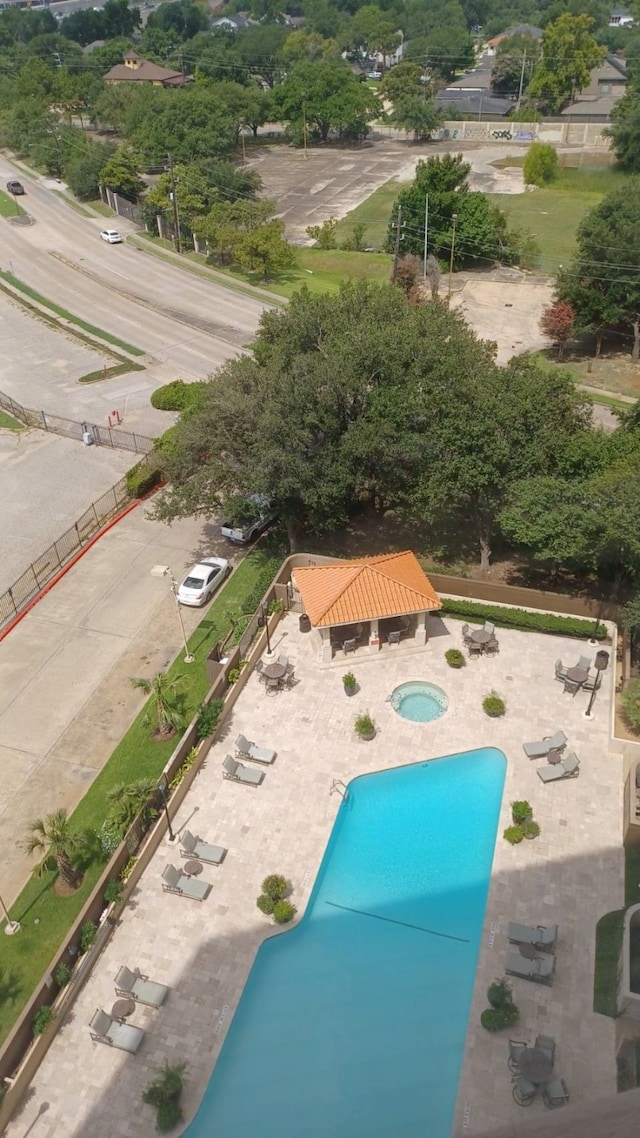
[100,229,123,244]
[177,557,230,606]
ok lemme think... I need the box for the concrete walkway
[0,503,233,907]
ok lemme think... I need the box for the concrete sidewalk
[0,502,233,907]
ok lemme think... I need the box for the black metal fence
[0,390,154,455]
[0,477,134,631]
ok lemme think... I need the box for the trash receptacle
[299,613,311,633]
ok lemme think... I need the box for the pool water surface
[184,748,506,1138]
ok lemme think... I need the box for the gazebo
[292,551,442,662]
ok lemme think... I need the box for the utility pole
[167,154,181,255]
[515,49,527,112]
[302,95,308,158]
[422,195,429,278]
[447,212,457,303]
[392,204,403,282]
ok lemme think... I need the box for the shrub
[483,691,506,717]
[343,672,357,690]
[262,874,288,901]
[257,893,275,914]
[503,824,524,844]
[196,698,224,740]
[79,920,97,953]
[622,679,640,731]
[150,380,206,412]
[120,857,136,881]
[481,1004,519,1031]
[441,598,604,640]
[511,800,532,824]
[354,712,375,737]
[143,1062,186,1134]
[103,879,124,905]
[522,819,541,839]
[487,977,513,1008]
[32,1006,54,1036]
[445,648,465,668]
[227,668,240,685]
[273,900,297,924]
[126,461,163,499]
[55,962,72,988]
[523,141,558,187]
[268,598,283,614]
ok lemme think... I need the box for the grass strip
[0,538,285,1044]
[593,910,624,1016]
[86,198,114,218]
[0,409,25,430]
[78,361,145,384]
[51,191,93,218]
[586,391,632,412]
[0,270,145,357]
[129,233,286,306]
[0,188,25,219]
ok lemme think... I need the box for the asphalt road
[0,157,271,381]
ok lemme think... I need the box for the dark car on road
[6,181,25,195]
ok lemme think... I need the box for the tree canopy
[528,14,605,112]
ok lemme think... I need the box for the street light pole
[583,650,610,720]
[447,212,458,303]
[151,565,194,663]
[258,604,273,657]
[0,891,20,935]
[423,194,429,278]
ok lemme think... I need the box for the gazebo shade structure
[292,552,441,659]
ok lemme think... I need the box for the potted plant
[343,672,358,696]
[483,691,506,717]
[354,712,376,741]
[481,977,519,1032]
[445,648,465,668]
[503,824,524,844]
[522,819,541,840]
[511,801,532,825]
[142,1061,187,1134]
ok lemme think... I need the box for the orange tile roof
[293,552,441,628]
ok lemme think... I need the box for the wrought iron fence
[0,390,154,454]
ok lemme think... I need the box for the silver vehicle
[220,496,276,545]
[177,557,229,606]
[100,229,123,244]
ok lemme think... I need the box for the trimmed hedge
[441,597,605,640]
[126,461,164,498]
[151,380,207,412]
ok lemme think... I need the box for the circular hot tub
[389,681,449,724]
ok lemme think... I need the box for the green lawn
[0,409,25,430]
[0,539,285,1044]
[0,188,24,218]
[334,178,406,252]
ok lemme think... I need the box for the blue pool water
[184,748,506,1138]
[390,680,449,722]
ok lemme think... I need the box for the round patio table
[566,665,588,685]
[470,629,492,645]
[519,1048,554,1085]
[263,662,286,680]
[184,860,203,877]
[111,998,135,1021]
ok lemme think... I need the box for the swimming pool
[184,748,506,1138]
[390,680,449,722]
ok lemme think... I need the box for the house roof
[435,89,513,116]
[293,552,441,628]
[104,56,186,83]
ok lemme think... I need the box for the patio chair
[484,620,495,635]
[89,1008,145,1053]
[235,734,277,765]
[523,731,567,759]
[583,672,600,692]
[255,659,266,683]
[563,678,580,696]
[577,655,592,671]
[485,638,499,656]
[265,676,280,695]
[277,653,288,668]
[387,630,401,646]
[343,639,357,655]
[537,752,580,783]
[461,623,473,645]
[398,617,410,634]
[114,966,170,1009]
[543,1078,570,1108]
[555,659,569,683]
[508,1038,528,1073]
[222,754,265,786]
[507,922,558,952]
[468,643,482,658]
[161,864,211,901]
[535,1035,556,1065]
[505,951,555,986]
[512,1076,537,1106]
[180,829,227,865]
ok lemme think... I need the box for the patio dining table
[566,665,588,685]
[263,662,286,681]
[470,629,492,645]
[518,1048,554,1085]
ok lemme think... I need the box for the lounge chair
[387,630,401,646]
[505,951,555,985]
[543,1077,570,1108]
[537,753,580,782]
[114,966,170,1009]
[508,1038,528,1073]
[507,922,558,951]
[161,864,211,901]
[223,754,264,786]
[535,1034,556,1065]
[180,829,227,865]
[523,731,567,759]
[235,734,277,765]
[512,1076,537,1106]
[89,1008,145,1053]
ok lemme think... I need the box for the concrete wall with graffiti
[434,121,610,149]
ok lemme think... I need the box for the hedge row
[441,597,606,640]
[126,461,164,498]
[150,380,207,412]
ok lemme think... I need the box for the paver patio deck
[5,611,622,1138]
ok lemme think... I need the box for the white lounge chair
[505,952,555,986]
[523,731,567,759]
[114,966,169,1008]
[235,734,277,765]
[161,864,211,901]
[538,753,580,782]
[180,829,227,864]
[89,1008,144,1053]
[507,922,558,951]
[223,754,265,785]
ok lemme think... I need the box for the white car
[100,229,123,244]
[220,496,277,545]
[177,557,230,606]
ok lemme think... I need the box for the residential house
[435,54,513,117]
[103,50,189,87]
[484,24,542,56]
[211,13,254,31]
[609,7,634,26]
[560,52,627,120]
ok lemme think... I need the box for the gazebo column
[369,619,380,653]
[415,611,428,645]
[319,627,333,663]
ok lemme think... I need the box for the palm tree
[106,778,158,835]
[23,809,85,890]
[130,671,184,738]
